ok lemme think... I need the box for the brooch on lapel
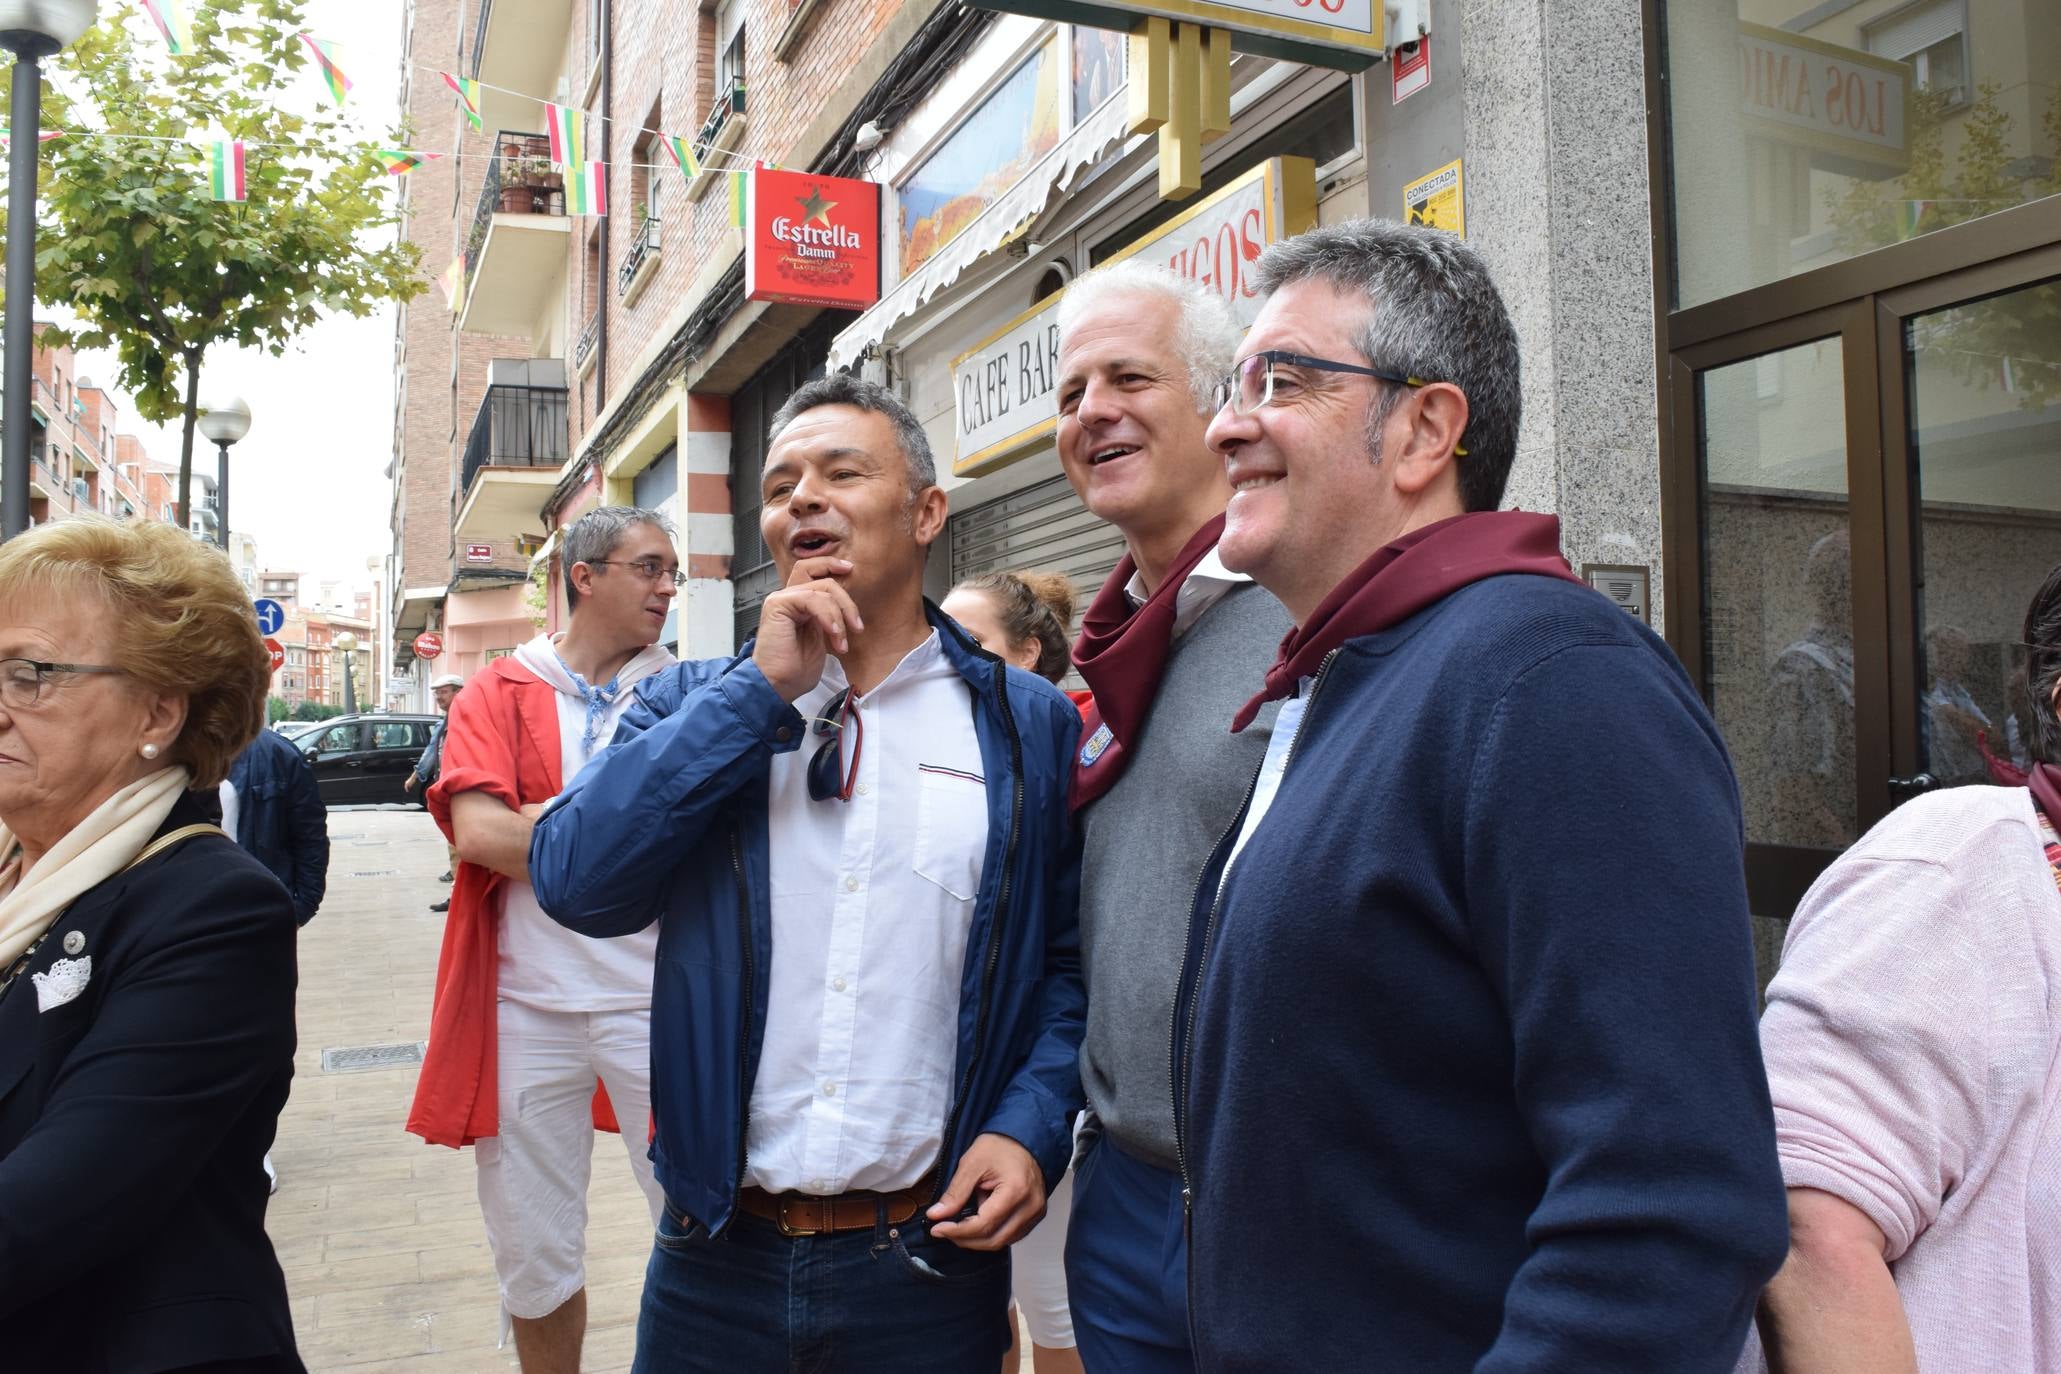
[1079,723,1113,767]
[31,956,91,1013]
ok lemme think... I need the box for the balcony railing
[694,77,746,161]
[460,382,569,498]
[617,217,660,297]
[574,313,600,374]
[465,131,566,272]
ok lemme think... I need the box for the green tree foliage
[1829,81,2061,410]
[10,0,422,524]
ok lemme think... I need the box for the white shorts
[475,998,663,1320]
[1012,1167,1077,1348]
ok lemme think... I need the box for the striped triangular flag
[440,72,484,132]
[0,128,64,145]
[299,34,351,106]
[436,256,466,311]
[377,148,443,175]
[209,140,247,202]
[544,102,584,166]
[566,161,607,216]
[729,170,746,229]
[140,0,193,54]
[660,134,699,182]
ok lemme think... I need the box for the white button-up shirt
[746,631,989,1195]
[1123,543,1251,640]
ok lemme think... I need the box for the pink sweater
[1737,785,2061,1372]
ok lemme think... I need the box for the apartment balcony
[469,0,575,134]
[685,78,747,203]
[458,131,571,339]
[574,311,600,380]
[617,216,661,306]
[454,363,568,544]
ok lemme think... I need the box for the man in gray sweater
[1054,261,1292,1371]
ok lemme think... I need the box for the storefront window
[1665,0,2060,308]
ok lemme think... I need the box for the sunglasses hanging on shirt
[807,687,863,803]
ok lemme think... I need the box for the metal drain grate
[321,1041,426,1074]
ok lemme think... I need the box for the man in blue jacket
[1173,219,1789,1370]
[223,726,329,926]
[529,374,1085,1371]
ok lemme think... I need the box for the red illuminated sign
[413,632,444,659]
[745,167,882,311]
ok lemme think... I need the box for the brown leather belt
[736,1171,936,1237]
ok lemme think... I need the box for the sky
[70,0,410,597]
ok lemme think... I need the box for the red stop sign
[413,632,444,659]
[263,637,285,673]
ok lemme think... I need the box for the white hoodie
[496,632,675,1011]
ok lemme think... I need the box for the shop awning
[829,93,1135,371]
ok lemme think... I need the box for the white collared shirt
[1124,543,1251,641]
[748,631,989,1195]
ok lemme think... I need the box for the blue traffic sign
[253,598,285,636]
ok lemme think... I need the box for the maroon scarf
[1070,515,1228,810]
[2029,763,2061,834]
[1231,511,1584,732]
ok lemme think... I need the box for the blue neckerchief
[554,650,623,756]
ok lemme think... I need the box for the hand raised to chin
[752,556,865,704]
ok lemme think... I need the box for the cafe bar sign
[952,156,1316,477]
[745,166,883,310]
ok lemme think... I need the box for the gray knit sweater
[1076,582,1291,1169]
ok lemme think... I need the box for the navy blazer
[0,790,305,1373]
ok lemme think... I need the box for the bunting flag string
[0,129,65,145]
[208,139,245,201]
[660,134,699,182]
[377,148,444,175]
[139,0,193,55]
[544,102,584,166]
[565,160,606,216]
[440,72,484,132]
[728,170,745,229]
[299,34,351,106]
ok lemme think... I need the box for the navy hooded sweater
[1175,575,1788,1372]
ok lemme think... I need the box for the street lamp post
[0,0,98,541]
[334,631,357,714]
[197,395,251,550]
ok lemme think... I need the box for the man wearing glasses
[528,375,1085,1371]
[409,505,680,1374]
[1049,260,1291,1373]
[1172,220,1788,1370]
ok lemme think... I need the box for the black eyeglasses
[586,558,686,587]
[1211,350,1469,455]
[0,658,123,710]
[806,688,863,802]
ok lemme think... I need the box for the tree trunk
[174,348,202,531]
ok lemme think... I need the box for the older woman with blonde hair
[0,518,303,1372]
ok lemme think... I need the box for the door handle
[1886,773,1939,805]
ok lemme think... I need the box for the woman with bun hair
[943,570,1093,717]
[941,568,1089,1374]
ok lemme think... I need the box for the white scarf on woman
[0,766,191,969]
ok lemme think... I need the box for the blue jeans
[1063,1134,1195,1373]
[633,1197,1013,1373]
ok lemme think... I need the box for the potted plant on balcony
[499,180,534,213]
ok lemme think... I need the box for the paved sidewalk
[272,808,650,1373]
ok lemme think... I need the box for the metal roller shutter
[949,472,1128,688]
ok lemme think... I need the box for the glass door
[1879,253,2061,798]
[1671,302,1889,985]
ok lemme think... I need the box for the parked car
[273,719,324,741]
[295,713,441,806]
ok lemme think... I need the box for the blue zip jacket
[1172,575,1787,1372]
[226,727,329,926]
[528,606,1087,1233]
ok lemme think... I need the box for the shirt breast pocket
[911,767,988,902]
